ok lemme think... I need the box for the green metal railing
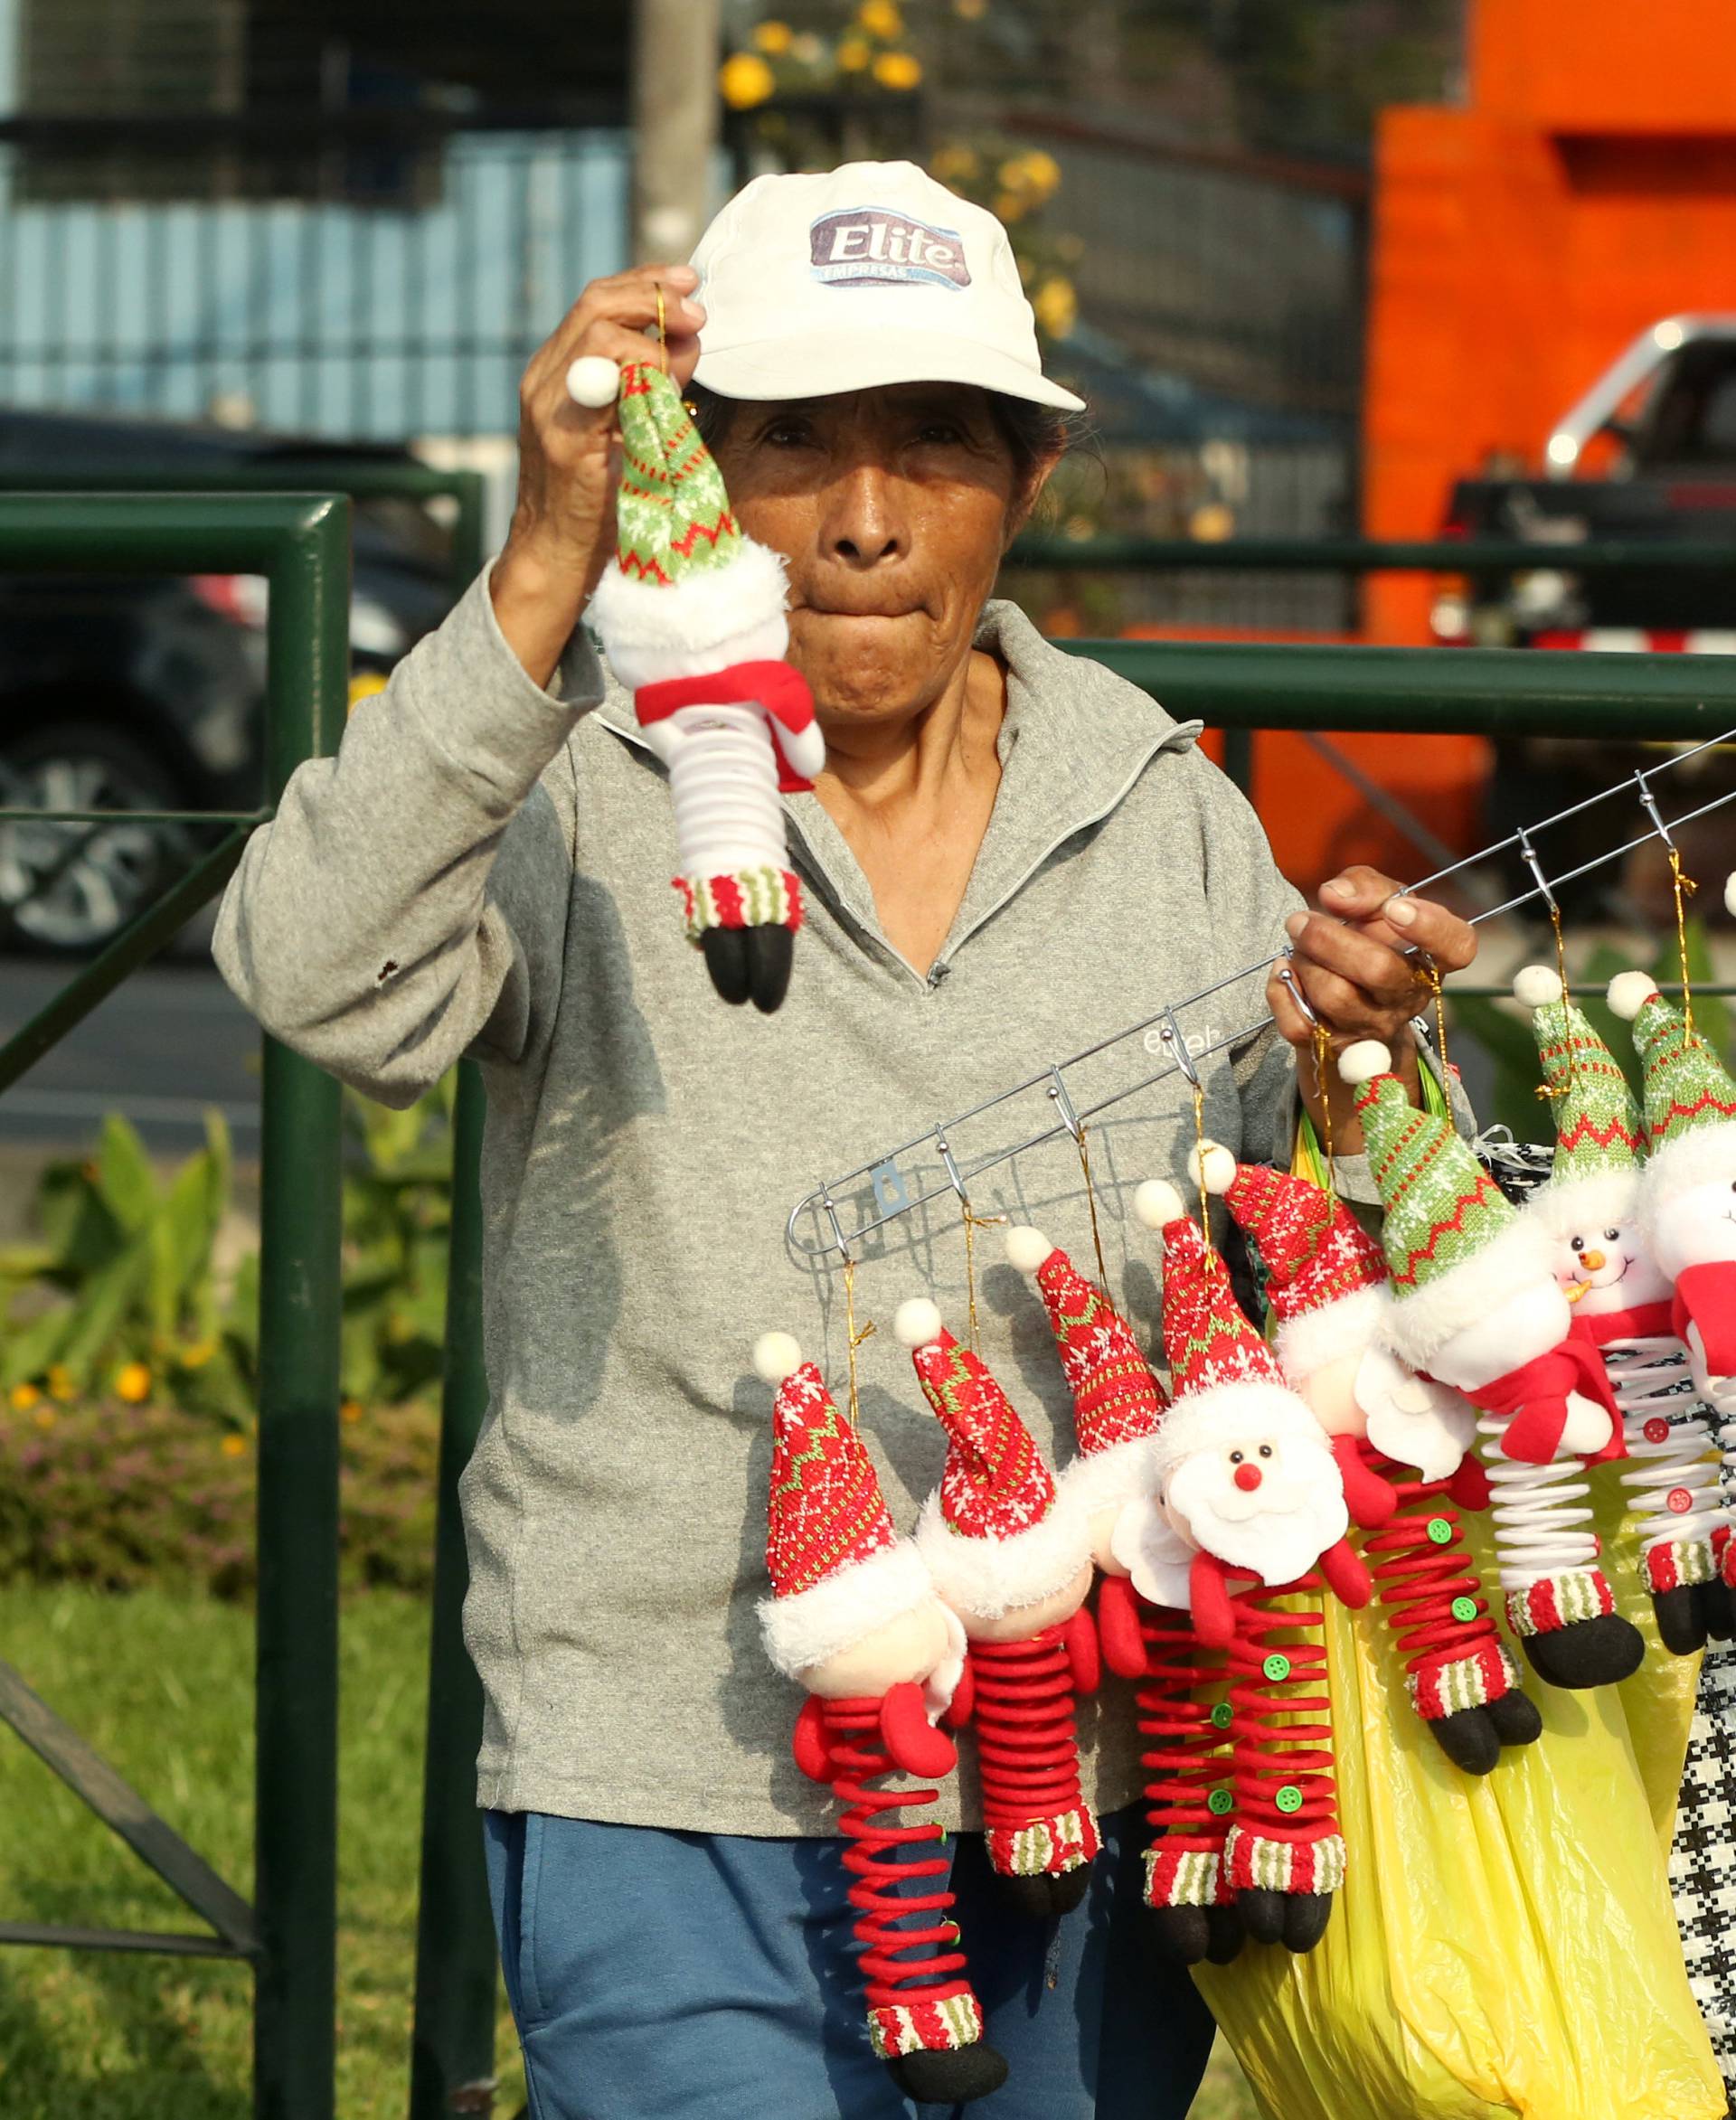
[1006,533,1736,573]
[0,474,494,2120]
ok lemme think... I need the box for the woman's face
[710,382,1042,722]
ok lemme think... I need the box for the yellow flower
[221,1433,248,1458]
[8,1381,40,1412]
[46,1364,75,1402]
[836,34,871,71]
[341,1399,365,1426]
[33,1407,55,1432]
[719,51,777,108]
[872,50,922,90]
[179,1337,217,1371]
[930,144,980,183]
[856,0,903,36]
[992,191,1028,224]
[1190,501,1237,543]
[1019,150,1061,200]
[751,19,793,53]
[115,1361,152,1404]
[1032,276,1077,339]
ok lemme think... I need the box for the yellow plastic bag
[1194,1111,1722,2120]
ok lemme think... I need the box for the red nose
[1233,1463,1263,1493]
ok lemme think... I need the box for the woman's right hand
[490,263,706,687]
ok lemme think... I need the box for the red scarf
[1570,1298,1675,1349]
[1465,1338,1625,1465]
[634,660,818,792]
[1673,1260,1736,1379]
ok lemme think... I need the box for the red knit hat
[1005,1228,1170,1454]
[753,1333,941,1682]
[1192,1144,1390,1384]
[895,1298,1090,1622]
[1149,1207,1288,1400]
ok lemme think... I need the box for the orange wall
[1363,0,1736,642]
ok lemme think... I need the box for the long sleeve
[212,561,605,1106]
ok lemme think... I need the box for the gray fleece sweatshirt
[214,564,1383,1835]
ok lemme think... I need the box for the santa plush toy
[1002,1226,1243,1965]
[753,1334,1007,2106]
[1122,1183,1372,1953]
[582,358,824,1013]
[893,1298,1102,1919]
[1336,1040,1645,1691]
[1514,966,1732,1653]
[1194,1145,1540,1776]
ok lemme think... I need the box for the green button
[1427,1517,1454,1546]
[1208,1787,1234,1817]
[1451,1596,1479,1624]
[1262,1652,1292,1682]
[1210,1701,1233,1729]
[1275,1784,1304,1815]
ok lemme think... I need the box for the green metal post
[252,498,351,2120]
[409,1062,497,2119]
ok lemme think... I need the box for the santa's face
[800,1598,957,1701]
[1549,1218,1672,1316]
[1296,1350,1366,1438]
[1651,1173,1736,1283]
[1164,1427,1348,1587]
[962,1564,1094,1643]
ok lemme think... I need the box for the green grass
[0,1581,1258,2117]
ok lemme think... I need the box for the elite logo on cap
[807,207,971,292]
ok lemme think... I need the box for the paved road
[0,952,262,1152]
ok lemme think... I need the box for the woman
[214,162,1475,2119]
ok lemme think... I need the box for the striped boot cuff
[868,1989,986,2059]
[1222,1825,1346,1898]
[1505,1567,1616,1639]
[986,1805,1101,1879]
[673,865,804,939]
[1643,1534,1720,1595]
[1142,1839,1224,1909]
[1409,1637,1514,1721]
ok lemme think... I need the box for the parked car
[0,407,456,953]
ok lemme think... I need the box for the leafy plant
[336,1077,457,1407]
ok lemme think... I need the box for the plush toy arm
[1495,1397,1570,1465]
[1190,1552,1237,1650]
[1320,1536,1373,1610]
[941,1652,976,1730]
[1448,1454,1492,1512]
[1065,1604,1101,1696]
[881,1680,958,1779]
[792,1692,836,1784]
[1096,1573,1150,1679]
[1332,1434,1398,1529]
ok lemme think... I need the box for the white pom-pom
[1135,1179,1185,1231]
[1725,872,1736,919]
[1336,1040,1391,1088]
[894,1296,943,1350]
[565,354,622,409]
[1606,971,1656,1022]
[752,1331,803,1385]
[1005,1225,1052,1275]
[1189,1141,1238,1196]
[1513,965,1563,1010]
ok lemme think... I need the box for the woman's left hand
[1265,863,1478,1147]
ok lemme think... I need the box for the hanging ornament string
[1310,1019,1338,1201]
[1073,1120,1112,1295]
[654,280,668,375]
[1413,953,1451,1084]
[1668,845,1699,1046]
[1191,1079,1212,1240]
[839,1256,875,1428]
[1535,905,1580,1104]
[961,1200,1009,1355]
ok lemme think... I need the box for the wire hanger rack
[785,727,1736,1265]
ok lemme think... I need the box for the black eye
[1229,1449,1243,1464]
[762,419,813,448]
[1605,1229,1621,1241]
[1258,1445,1273,1459]
[1571,1236,1584,1251]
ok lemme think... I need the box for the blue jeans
[483,1804,1215,2120]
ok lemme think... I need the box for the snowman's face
[1551,1218,1673,1315]
[1653,1175,1736,1280]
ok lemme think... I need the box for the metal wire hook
[1276,950,1322,1029]
[1158,1009,1201,1088]
[819,1188,854,1267]
[1633,762,1676,852]
[1514,825,1559,918]
[1045,1064,1084,1141]
[932,1126,970,1207]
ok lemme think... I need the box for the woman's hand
[490,263,707,686]
[1265,864,1477,1155]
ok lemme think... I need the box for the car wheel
[0,720,196,955]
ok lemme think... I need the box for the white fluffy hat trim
[1336,1040,1392,1087]
[1606,971,1658,1022]
[1513,964,1564,1010]
[1275,1282,1390,1385]
[1727,872,1736,919]
[1524,1166,1642,1245]
[1643,1122,1736,1217]
[913,1485,1091,1623]
[1148,1379,1322,1485]
[1378,1210,1559,1371]
[1058,1434,1160,1522]
[1136,1179,1186,1230]
[758,1536,936,1681]
[589,537,791,692]
[1005,1224,1054,1275]
[1188,1141,1238,1195]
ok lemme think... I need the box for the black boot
[1204,1900,1246,1965]
[1238,1887,1287,1947]
[699,921,794,1011]
[1281,1891,1335,1955]
[1696,1575,1736,1643]
[1521,1612,1645,1690]
[1486,1687,1544,1748]
[888,2041,1011,2106]
[996,1866,1090,1921]
[1652,1584,1708,1657]
[1146,1902,1211,1964]
[1426,1703,1502,1776]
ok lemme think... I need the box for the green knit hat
[1608,972,1736,1199]
[611,361,742,587]
[1336,1040,1547,1368]
[1511,966,1645,1188]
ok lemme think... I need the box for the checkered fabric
[1668,1641,1736,2097]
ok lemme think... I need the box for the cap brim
[694,327,1086,412]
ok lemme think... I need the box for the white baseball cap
[689,159,1085,412]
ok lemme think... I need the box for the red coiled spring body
[1222,1571,1344,1897]
[821,1698,977,2025]
[968,1621,1100,1877]
[1359,1448,1506,1719]
[1135,1602,1232,1904]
